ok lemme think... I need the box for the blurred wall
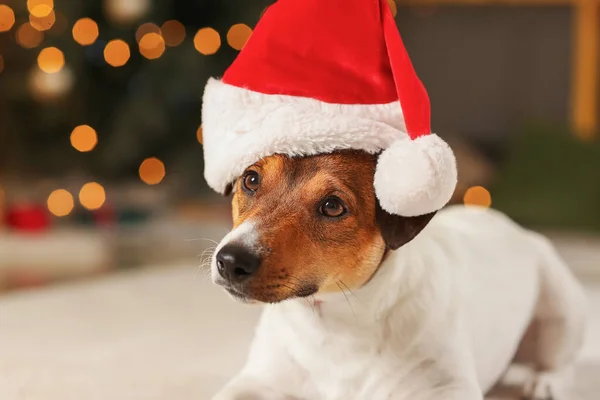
[398,6,572,143]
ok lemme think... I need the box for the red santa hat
[202,0,457,217]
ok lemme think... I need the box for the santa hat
[202,0,457,217]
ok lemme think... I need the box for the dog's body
[210,153,586,400]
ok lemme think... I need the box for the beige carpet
[0,265,598,399]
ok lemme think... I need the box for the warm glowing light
[27,0,54,14]
[29,65,74,101]
[47,189,74,217]
[104,39,130,67]
[37,47,65,73]
[29,9,55,31]
[16,23,44,48]
[79,182,106,210]
[30,4,53,18]
[139,157,166,185]
[0,55,4,74]
[0,5,15,33]
[104,0,150,25]
[139,32,165,59]
[194,27,220,55]
[135,22,160,43]
[72,18,99,46]
[161,20,185,47]
[196,125,203,144]
[387,0,398,17]
[227,24,252,51]
[70,125,98,152]
[463,186,492,208]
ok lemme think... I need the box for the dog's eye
[242,171,261,193]
[320,197,346,218]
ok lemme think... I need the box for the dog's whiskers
[282,283,299,293]
[285,275,303,285]
[339,280,365,306]
[337,281,356,318]
[198,246,216,259]
[185,237,220,246]
[198,247,216,266]
[304,297,317,316]
[197,246,217,283]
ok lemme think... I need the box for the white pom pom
[374,134,457,217]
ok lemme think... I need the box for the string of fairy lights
[0,0,254,219]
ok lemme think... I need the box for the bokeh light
[29,65,74,100]
[72,18,99,46]
[0,5,15,33]
[79,182,106,210]
[37,47,65,73]
[196,125,203,144]
[135,22,160,43]
[104,0,150,25]
[70,125,98,152]
[161,20,185,47]
[104,39,130,67]
[16,23,44,48]
[463,186,492,208]
[29,9,55,32]
[227,23,252,51]
[194,27,220,55]
[47,189,74,217]
[139,32,165,59]
[139,157,166,185]
[30,4,53,18]
[27,0,54,15]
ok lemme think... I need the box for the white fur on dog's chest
[263,304,436,399]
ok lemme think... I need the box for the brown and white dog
[210,151,587,400]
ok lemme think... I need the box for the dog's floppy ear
[223,182,233,196]
[375,202,436,250]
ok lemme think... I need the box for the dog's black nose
[216,245,261,283]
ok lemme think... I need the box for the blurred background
[0,0,599,291]
[1,1,599,398]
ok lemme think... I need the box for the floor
[0,232,598,399]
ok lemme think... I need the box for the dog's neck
[275,247,418,327]
[267,234,460,358]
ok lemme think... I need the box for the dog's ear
[223,183,233,196]
[375,202,436,250]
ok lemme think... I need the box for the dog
[209,150,587,400]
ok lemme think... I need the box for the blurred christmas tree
[0,0,271,200]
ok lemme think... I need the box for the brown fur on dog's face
[221,150,435,303]
[231,151,385,302]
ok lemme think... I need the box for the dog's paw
[520,371,571,400]
[520,382,552,400]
